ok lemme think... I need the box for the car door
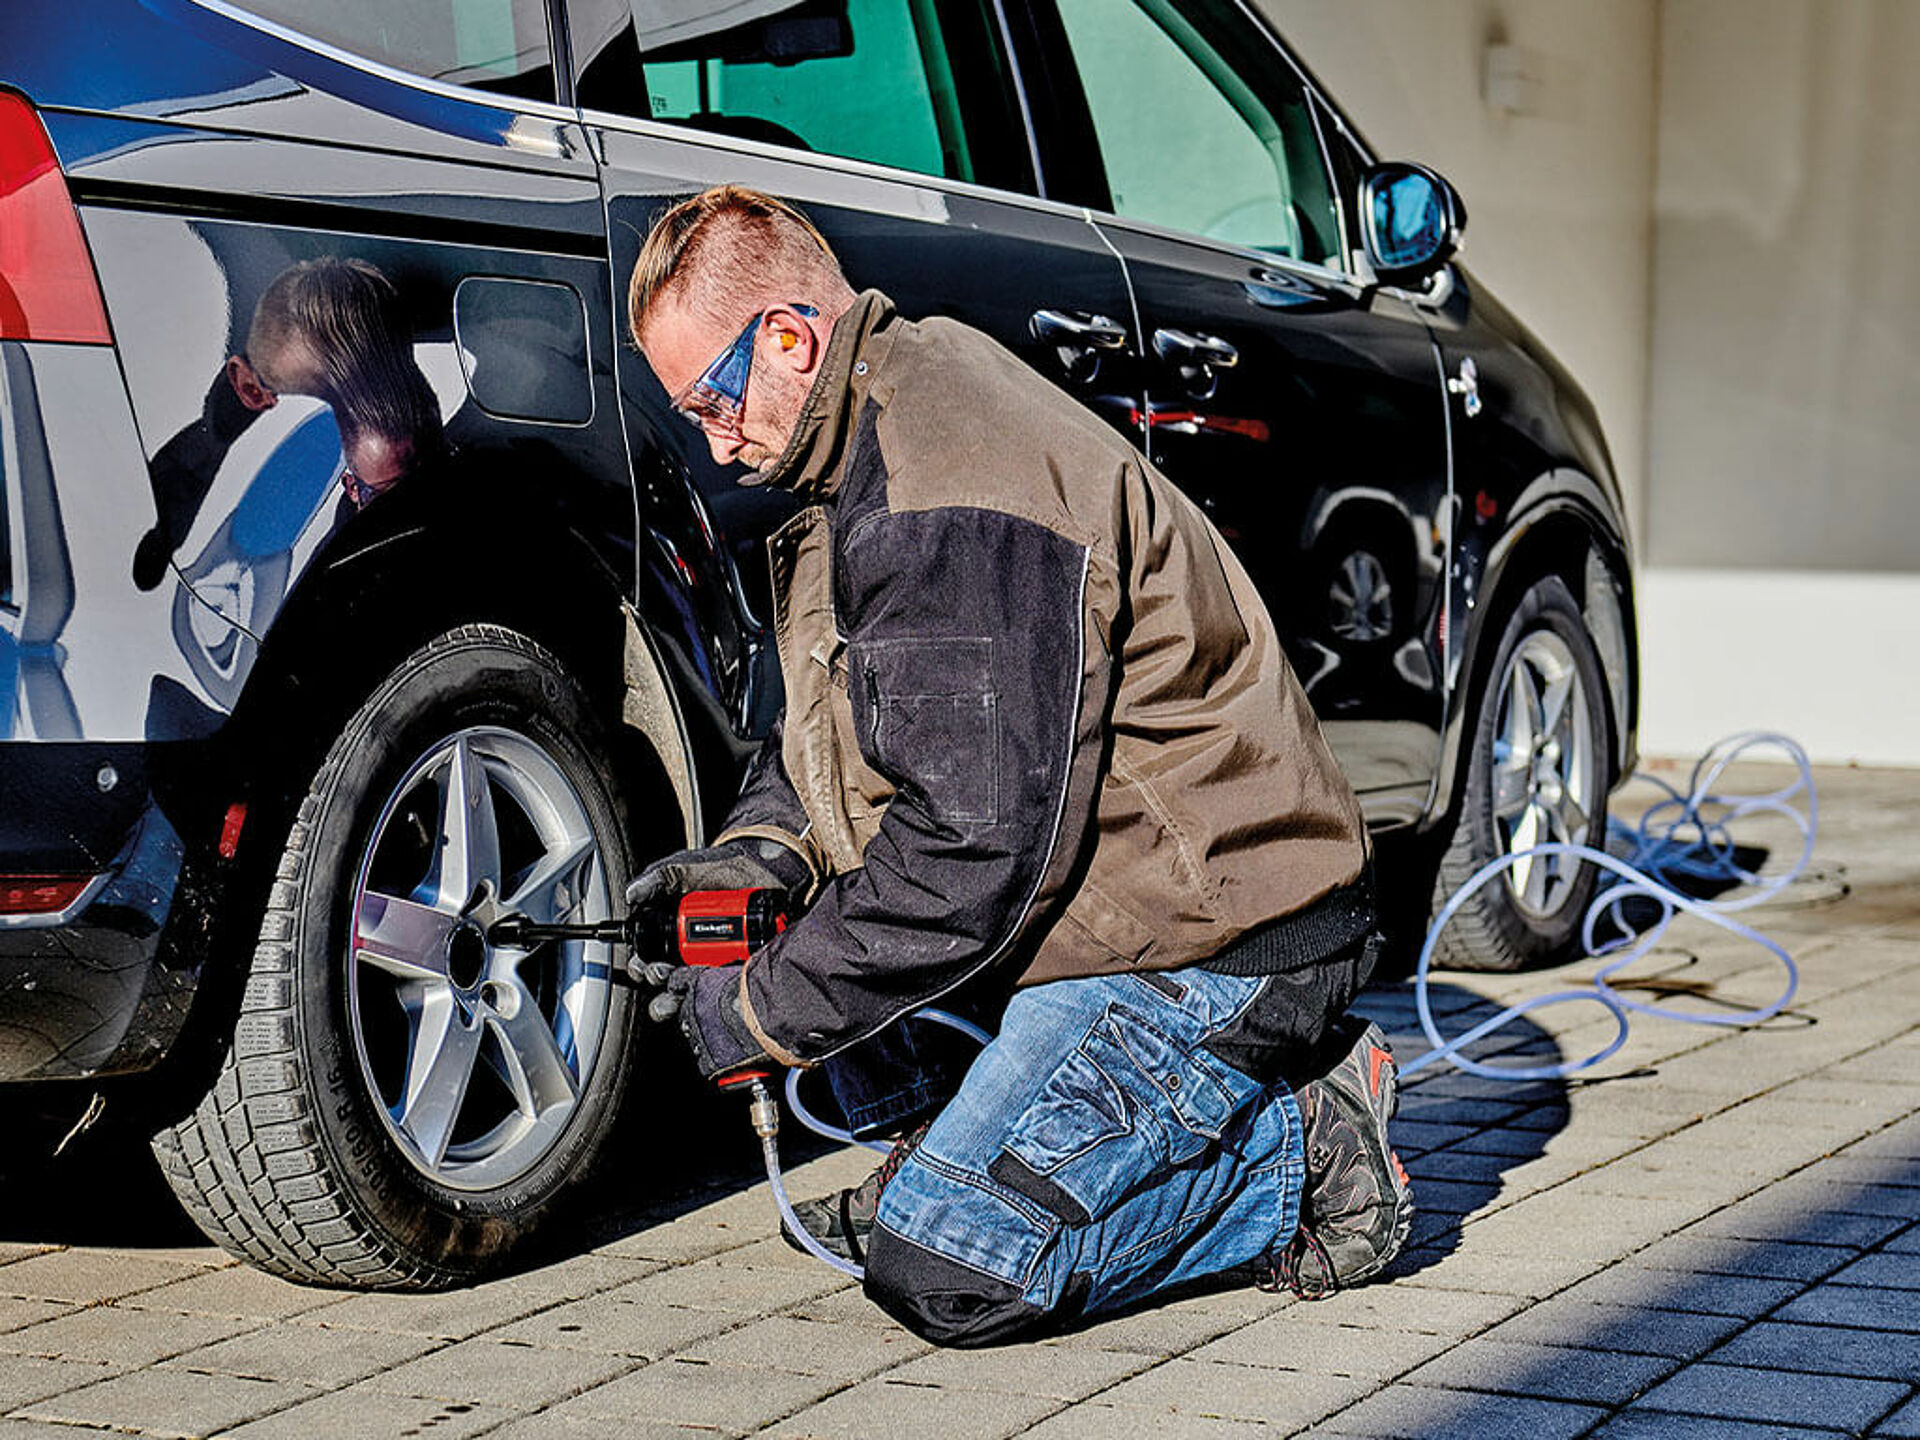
[564,0,1143,742]
[1016,0,1455,822]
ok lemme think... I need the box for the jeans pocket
[990,1005,1242,1226]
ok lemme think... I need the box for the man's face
[643,300,817,473]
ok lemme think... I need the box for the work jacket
[719,291,1368,1069]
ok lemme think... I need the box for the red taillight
[0,91,111,345]
[0,875,93,915]
[218,801,248,860]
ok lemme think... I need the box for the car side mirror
[1360,163,1467,288]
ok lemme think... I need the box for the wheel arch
[255,493,690,800]
[1431,474,1638,830]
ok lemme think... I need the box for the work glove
[623,836,811,915]
[666,963,773,1083]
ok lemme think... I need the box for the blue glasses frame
[672,303,817,435]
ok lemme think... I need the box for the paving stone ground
[3,761,1916,1438]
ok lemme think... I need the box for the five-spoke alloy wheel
[350,726,615,1192]
[154,627,640,1288]
[1430,576,1610,972]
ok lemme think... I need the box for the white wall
[1648,0,1920,573]
[1261,0,1920,766]
[1639,571,1920,767]
[1259,0,1661,539]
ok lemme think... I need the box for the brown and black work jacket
[719,291,1369,1069]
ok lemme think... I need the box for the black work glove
[623,836,811,915]
[666,963,773,1083]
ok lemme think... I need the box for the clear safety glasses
[671,303,817,436]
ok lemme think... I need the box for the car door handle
[1030,309,1129,350]
[1152,328,1238,369]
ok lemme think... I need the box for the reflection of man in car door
[132,256,443,591]
[625,186,1415,1346]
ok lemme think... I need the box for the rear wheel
[153,626,638,1287]
[1430,576,1610,972]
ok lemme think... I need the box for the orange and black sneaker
[1267,1018,1414,1298]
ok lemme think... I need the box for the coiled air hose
[1401,731,1820,1078]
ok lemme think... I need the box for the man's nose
[706,427,745,465]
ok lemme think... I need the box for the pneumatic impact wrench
[486,886,838,1264]
[487,884,793,1023]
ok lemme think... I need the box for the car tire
[152,625,637,1287]
[1429,576,1610,972]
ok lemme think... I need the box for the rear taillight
[0,91,111,345]
[0,875,93,915]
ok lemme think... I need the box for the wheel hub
[1492,630,1595,921]
[446,922,489,991]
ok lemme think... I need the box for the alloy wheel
[348,725,615,1191]
[1489,630,1596,919]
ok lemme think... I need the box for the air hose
[757,1008,992,1280]
[1401,731,1820,1079]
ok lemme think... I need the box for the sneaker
[1266,1019,1414,1298]
[782,1120,929,1264]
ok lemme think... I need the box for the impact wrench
[486,888,831,1258]
[487,887,983,1278]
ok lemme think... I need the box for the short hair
[248,257,441,456]
[628,185,849,345]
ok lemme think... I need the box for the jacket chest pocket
[851,636,1000,827]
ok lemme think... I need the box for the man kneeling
[626,185,1413,1346]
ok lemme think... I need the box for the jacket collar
[753,289,897,499]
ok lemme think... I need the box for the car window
[232,0,556,103]
[570,0,1034,192]
[1050,0,1339,265]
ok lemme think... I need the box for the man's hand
[624,837,810,915]
[666,964,772,1082]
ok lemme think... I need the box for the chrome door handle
[1152,328,1238,369]
[1030,310,1129,350]
[1446,355,1483,418]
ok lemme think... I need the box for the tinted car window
[233,0,556,102]
[572,0,1034,191]
[1051,0,1339,265]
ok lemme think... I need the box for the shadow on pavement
[1353,978,1572,1280]
[0,1101,206,1248]
[1321,1134,1920,1437]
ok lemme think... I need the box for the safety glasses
[671,303,816,435]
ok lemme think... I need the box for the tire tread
[150,626,587,1290]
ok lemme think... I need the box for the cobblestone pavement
[2,762,1916,1439]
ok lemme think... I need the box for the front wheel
[153,626,639,1287]
[1430,576,1611,972]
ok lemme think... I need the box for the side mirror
[1360,163,1467,287]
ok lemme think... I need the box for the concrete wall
[1636,0,1920,765]
[1259,0,1661,539]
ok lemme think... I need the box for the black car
[0,0,1637,1287]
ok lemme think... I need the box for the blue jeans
[864,967,1304,1346]
[822,1019,969,1138]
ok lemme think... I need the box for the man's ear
[763,305,821,375]
[226,355,278,411]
